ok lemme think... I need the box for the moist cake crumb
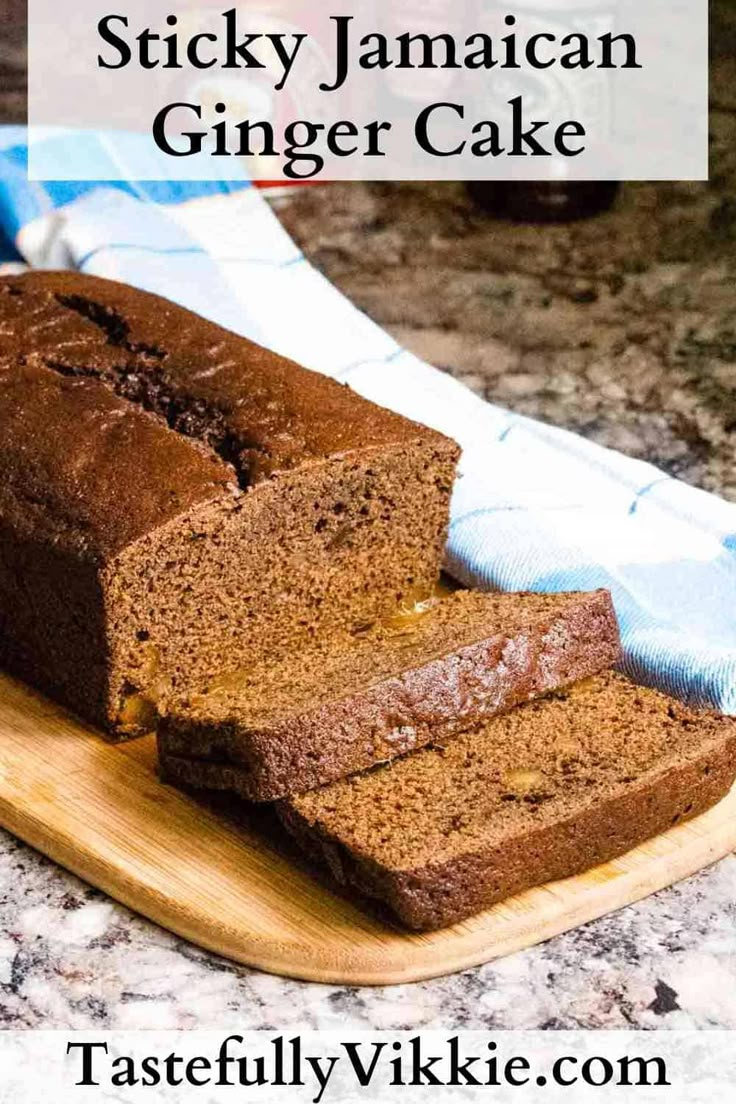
[279,672,736,930]
[158,588,620,800]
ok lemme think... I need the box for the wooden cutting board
[0,670,733,986]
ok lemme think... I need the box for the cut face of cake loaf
[0,272,459,737]
[158,588,621,800]
[279,672,736,930]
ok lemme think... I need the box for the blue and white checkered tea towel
[2,127,735,711]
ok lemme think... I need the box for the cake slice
[278,672,736,930]
[157,588,620,801]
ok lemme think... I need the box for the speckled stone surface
[273,10,736,502]
[0,6,735,1031]
[1,836,735,1030]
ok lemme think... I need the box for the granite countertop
[1,9,735,1032]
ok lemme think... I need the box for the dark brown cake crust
[0,271,454,554]
[279,673,736,930]
[0,273,459,735]
[158,588,620,801]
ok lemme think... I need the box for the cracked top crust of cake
[0,271,455,561]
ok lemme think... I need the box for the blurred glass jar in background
[467,179,620,221]
[468,0,621,221]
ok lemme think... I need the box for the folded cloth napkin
[2,127,735,711]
